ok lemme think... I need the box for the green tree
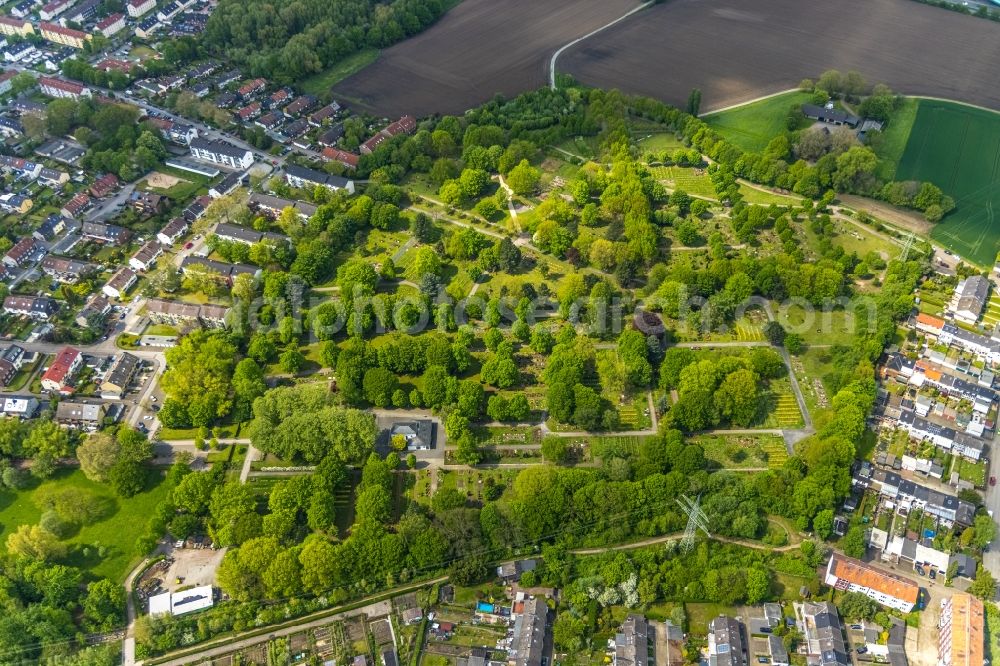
[745,568,769,604]
[541,436,569,464]
[686,88,702,116]
[813,509,834,539]
[506,159,541,196]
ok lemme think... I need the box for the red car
[990,476,996,487]
[184,242,194,249]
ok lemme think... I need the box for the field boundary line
[549,0,654,89]
[701,87,800,116]
[909,95,1000,117]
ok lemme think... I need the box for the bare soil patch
[145,171,186,190]
[333,0,639,117]
[561,0,1000,113]
[839,194,933,236]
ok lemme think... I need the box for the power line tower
[898,232,916,262]
[676,494,711,552]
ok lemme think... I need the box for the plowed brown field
[561,0,1000,112]
[332,0,639,117]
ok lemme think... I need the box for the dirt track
[561,0,1000,112]
[333,0,639,117]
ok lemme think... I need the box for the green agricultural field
[0,469,173,582]
[703,90,815,153]
[895,100,1000,266]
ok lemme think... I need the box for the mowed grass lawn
[299,48,380,96]
[895,100,1000,266]
[703,90,815,153]
[650,166,798,206]
[0,469,173,582]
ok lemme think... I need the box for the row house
[938,594,984,666]
[40,346,82,394]
[360,115,417,154]
[89,173,120,198]
[237,77,266,99]
[0,193,32,214]
[0,115,24,138]
[3,42,36,63]
[248,192,316,219]
[157,217,188,245]
[208,171,241,198]
[34,214,66,242]
[0,155,42,180]
[284,164,355,194]
[279,118,309,139]
[317,124,344,147]
[283,95,316,118]
[129,190,166,215]
[213,222,287,246]
[39,167,69,187]
[824,554,918,613]
[100,352,140,399]
[97,13,126,38]
[55,400,105,426]
[0,70,17,96]
[181,255,259,286]
[82,221,132,245]
[182,195,212,223]
[146,298,231,328]
[166,123,198,146]
[39,23,91,50]
[41,256,94,283]
[909,359,996,413]
[40,0,75,21]
[854,465,976,526]
[797,602,850,666]
[237,101,261,121]
[75,293,111,328]
[61,192,91,218]
[135,16,160,39]
[3,237,38,268]
[255,111,281,130]
[129,240,162,271]
[3,295,58,320]
[308,102,340,126]
[321,146,360,170]
[897,409,987,460]
[0,344,25,387]
[9,2,33,19]
[38,76,91,100]
[127,0,156,18]
[189,137,254,170]
[102,267,137,299]
[68,0,100,23]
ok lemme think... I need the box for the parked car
[185,242,194,249]
[915,565,926,576]
[929,568,937,580]
[990,476,996,486]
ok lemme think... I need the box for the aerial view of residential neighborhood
[3,0,1000,664]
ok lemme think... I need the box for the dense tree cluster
[204,0,450,82]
